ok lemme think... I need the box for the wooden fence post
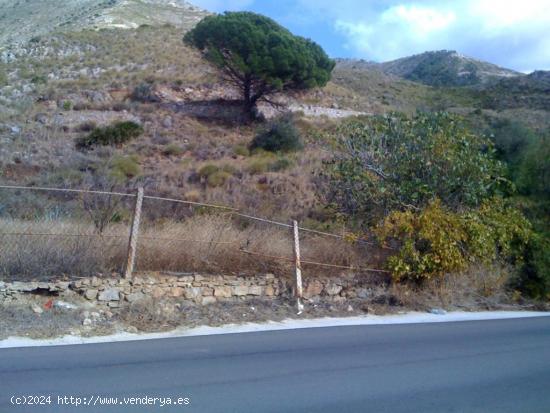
[292,220,304,313]
[124,187,144,279]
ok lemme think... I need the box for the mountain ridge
[342,50,522,87]
[0,0,208,46]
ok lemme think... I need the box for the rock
[98,288,120,301]
[303,280,323,299]
[177,275,194,283]
[214,286,232,298]
[162,115,173,128]
[429,308,447,315]
[232,286,249,296]
[53,282,70,291]
[82,318,92,326]
[9,125,21,134]
[31,304,43,314]
[347,305,354,312]
[34,113,48,124]
[201,296,217,305]
[264,285,275,296]
[54,301,77,310]
[248,286,263,296]
[356,288,371,299]
[201,287,214,296]
[126,326,139,334]
[151,286,165,299]
[84,289,98,300]
[169,287,184,297]
[108,302,120,308]
[11,281,38,292]
[184,287,203,300]
[324,283,343,296]
[126,292,146,303]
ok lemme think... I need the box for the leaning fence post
[292,220,304,313]
[124,187,144,279]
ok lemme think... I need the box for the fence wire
[0,184,389,279]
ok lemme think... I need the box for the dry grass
[0,214,376,281]
[0,218,128,280]
[390,264,514,311]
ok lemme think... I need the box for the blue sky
[191,0,550,73]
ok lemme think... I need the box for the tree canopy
[328,112,507,224]
[184,12,334,114]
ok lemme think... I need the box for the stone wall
[0,272,375,307]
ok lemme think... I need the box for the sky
[191,0,550,73]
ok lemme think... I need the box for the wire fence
[0,184,389,286]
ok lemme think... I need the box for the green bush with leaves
[515,235,550,300]
[250,114,303,153]
[516,134,550,199]
[377,198,532,282]
[110,155,141,181]
[329,112,506,224]
[131,83,159,103]
[76,121,143,148]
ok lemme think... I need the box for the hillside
[480,70,550,112]
[0,0,549,222]
[376,50,520,87]
[0,0,207,46]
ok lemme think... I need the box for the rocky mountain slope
[374,50,521,87]
[0,0,207,46]
[0,0,548,223]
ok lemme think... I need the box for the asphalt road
[1,317,550,413]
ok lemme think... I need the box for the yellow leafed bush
[377,198,532,282]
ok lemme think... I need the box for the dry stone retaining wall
[0,273,375,307]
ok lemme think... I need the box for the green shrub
[220,164,238,175]
[198,164,219,178]
[250,114,303,153]
[31,75,47,84]
[329,112,506,224]
[485,118,537,165]
[247,159,269,175]
[377,198,532,282]
[130,83,158,103]
[207,171,231,187]
[62,100,72,110]
[268,157,293,172]
[516,134,550,199]
[76,121,143,148]
[162,143,184,156]
[110,155,141,180]
[515,234,550,300]
[233,144,250,157]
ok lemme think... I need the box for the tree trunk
[243,77,258,120]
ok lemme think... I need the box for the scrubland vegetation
[1,9,548,307]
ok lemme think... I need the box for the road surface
[1,317,550,412]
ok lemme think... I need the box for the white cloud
[329,0,550,70]
[381,5,455,36]
[335,4,456,61]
